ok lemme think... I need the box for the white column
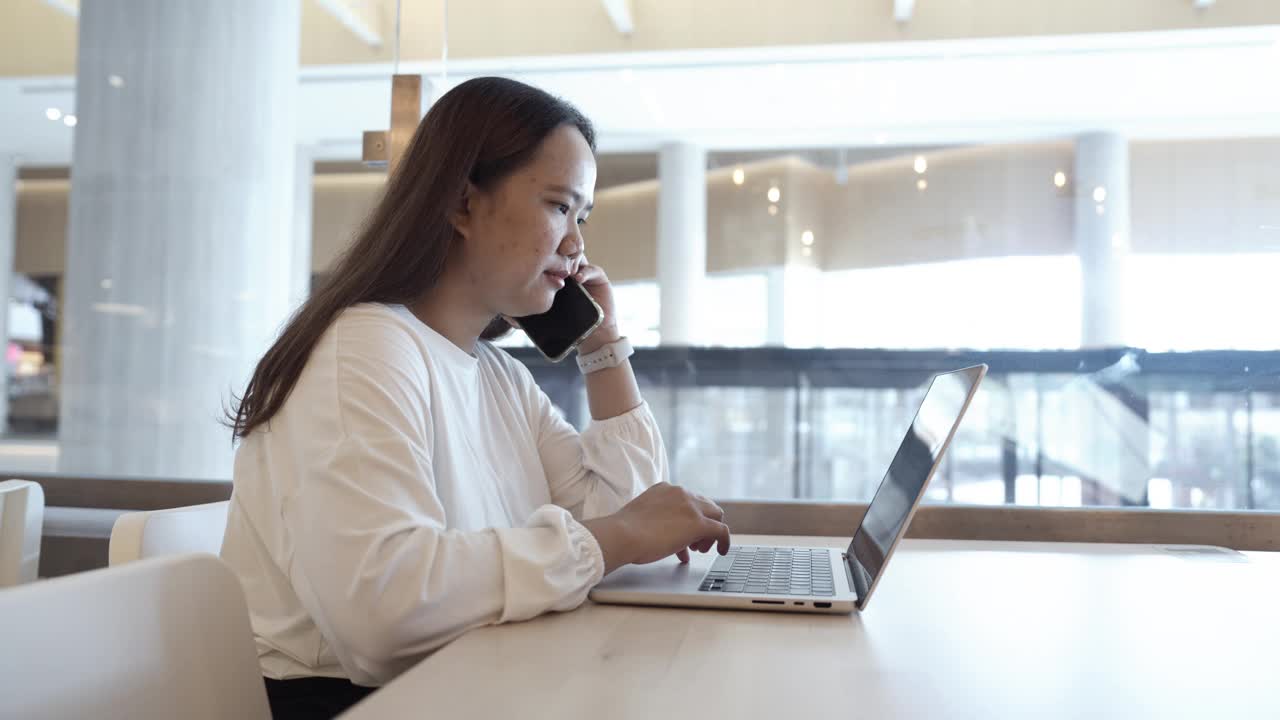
[656,143,706,345]
[0,156,15,434]
[291,146,315,311]
[766,268,786,346]
[766,266,823,348]
[1074,132,1131,348]
[58,0,301,479]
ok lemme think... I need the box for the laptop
[590,364,987,614]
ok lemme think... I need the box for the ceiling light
[63,114,78,127]
[108,74,125,88]
[100,278,113,290]
[1054,171,1067,188]
[767,186,781,203]
[45,107,62,121]
[732,168,745,185]
[768,204,778,216]
[914,156,928,174]
[1092,186,1107,203]
[917,178,928,191]
[801,230,815,246]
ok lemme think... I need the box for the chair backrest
[0,553,271,720]
[0,479,45,587]
[108,500,230,566]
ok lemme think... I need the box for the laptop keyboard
[698,546,836,596]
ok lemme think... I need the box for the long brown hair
[229,77,596,439]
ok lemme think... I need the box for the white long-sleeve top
[219,303,666,686]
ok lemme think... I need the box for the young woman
[220,76,731,719]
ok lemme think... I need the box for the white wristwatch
[576,336,634,374]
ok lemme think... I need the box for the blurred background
[1,0,1278,512]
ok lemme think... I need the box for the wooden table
[342,536,1280,719]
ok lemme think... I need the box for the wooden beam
[718,500,1280,551]
[387,74,421,175]
[361,74,420,170]
[314,0,383,48]
[362,130,388,167]
[23,473,230,511]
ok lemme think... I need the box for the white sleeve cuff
[494,505,606,624]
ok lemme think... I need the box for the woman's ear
[450,182,479,240]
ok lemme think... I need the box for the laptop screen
[846,365,985,607]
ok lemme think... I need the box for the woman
[220,76,731,719]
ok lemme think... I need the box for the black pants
[263,676,377,720]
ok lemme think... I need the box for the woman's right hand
[583,483,731,575]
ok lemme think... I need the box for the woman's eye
[577,217,588,226]
[554,203,570,215]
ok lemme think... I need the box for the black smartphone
[512,276,604,362]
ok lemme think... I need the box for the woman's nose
[558,229,584,258]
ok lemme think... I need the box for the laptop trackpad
[591,555,713,598]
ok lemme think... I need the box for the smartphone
[512,276,605,362]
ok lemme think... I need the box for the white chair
[0,479,45,587]
[0,553,270,719]
[108,500,230,566]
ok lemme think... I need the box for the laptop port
[751,600,785,605]
[814,602,832,608]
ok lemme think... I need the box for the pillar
[1075,132,1131,348]
[657,143,707,345]
[58,0,302,478]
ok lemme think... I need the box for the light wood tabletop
[342,536,1280,719]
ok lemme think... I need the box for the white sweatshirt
[219,303,666,686]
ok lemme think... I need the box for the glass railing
[510,347,1280,511]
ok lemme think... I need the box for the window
[3,4,1277,518]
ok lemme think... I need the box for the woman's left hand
[573,258,621,355]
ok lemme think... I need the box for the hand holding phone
[512,276,604,362]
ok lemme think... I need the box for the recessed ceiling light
[108,74,125,88]
[767,186,781,203]
[732,168,745,185]
[914,156,928,174]
[45,108,61,121]
[801,230,815,246]
[63,114,78,127]
[1092,186,1107,203]
[917,178,928,191]
[1054,171,1067,188]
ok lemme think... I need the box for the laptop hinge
[843,552,873,606]
[842,553,860,603]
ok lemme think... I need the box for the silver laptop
[590,364,987,614]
